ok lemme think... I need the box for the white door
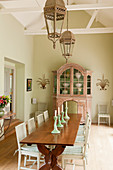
[4,68,10,112]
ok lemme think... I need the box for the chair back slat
[43,110,49,121]
[98,104,108,114]
[28,117,36,135]
[37,114,44,126]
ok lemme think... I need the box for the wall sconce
[37,74,50,89]
[96,74,109,90]
[111,100,113,106]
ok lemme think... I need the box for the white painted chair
[61,120,90,170]
[79,112,90,129]
[77,113,90,137]
[37,114,44,126]
[75,117,91,145]
[98,104,110,126]
[28,117,36,135]
[15,122,40,170]
[28,117,45,163]
[43,110,49,122]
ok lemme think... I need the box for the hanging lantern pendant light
[44,0,66,49]
[60,30,75,62]
[60,0,75,62]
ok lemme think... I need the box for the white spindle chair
[75,117,91,150]
[98,104,110,126]
[37,114,44,126]
[43,110,49,121]
[79,112,90,130]
[61,119,90,170]
[15,122,40,170]
[77,113,90,137]
[27,117,38,165]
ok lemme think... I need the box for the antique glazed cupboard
[52,63,92,121]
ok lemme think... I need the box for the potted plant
[0,95,10,117]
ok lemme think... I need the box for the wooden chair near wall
[15,122,40,170]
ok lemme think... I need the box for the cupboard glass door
[60,69,70,94]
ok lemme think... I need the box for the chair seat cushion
[21,144,39,152]
[75,136,85,143]
[77,129,85,135]
[62,145,83,155]
[98,114,110,117]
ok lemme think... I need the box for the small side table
[98,113,110,126]
[0,112,16,140]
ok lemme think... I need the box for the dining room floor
[64,124,113,170]
[0,124,113,170]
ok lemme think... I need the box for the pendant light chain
[59,0,75,62]
[66,0,68,63]
[67,0,68,31]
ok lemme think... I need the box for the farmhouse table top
[20,113,82,170]
[21,114,82,146]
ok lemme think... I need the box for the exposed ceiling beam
[24,27,113,35]
[86,10,98,29]
[0,3,113,14]
[0,7,43,14]
[67,3,113,11]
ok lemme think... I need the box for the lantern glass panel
[46,17,54,34]
[46,13,64,38]
[65,43,71,56]
[60,41,75,57]
[70,43,74,55]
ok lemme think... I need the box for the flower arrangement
[0,95,10,108]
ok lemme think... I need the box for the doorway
[4,65,16,113]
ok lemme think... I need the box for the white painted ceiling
[0,0,113,35]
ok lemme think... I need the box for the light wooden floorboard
[66,125,113,170]
[0,125,113,170]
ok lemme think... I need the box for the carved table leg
[37,145,66,170]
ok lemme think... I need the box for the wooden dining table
[21,113,82,170]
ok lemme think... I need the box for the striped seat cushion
[75,136,85,143]
[62,145,83,155]
[21,144,39,152]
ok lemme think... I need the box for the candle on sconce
[58,107,60,115]
[62,104,63,112]
[55,110,57,117]
[66,101,67,107]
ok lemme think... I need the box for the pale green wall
[0,12,113,124]
[33,10,113,123]
[34,34,113,123]
[0,15,34,121]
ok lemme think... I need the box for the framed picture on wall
[27,79,32,91]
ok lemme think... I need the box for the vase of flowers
[0,95,10,117]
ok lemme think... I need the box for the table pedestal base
[37,145,66,170]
